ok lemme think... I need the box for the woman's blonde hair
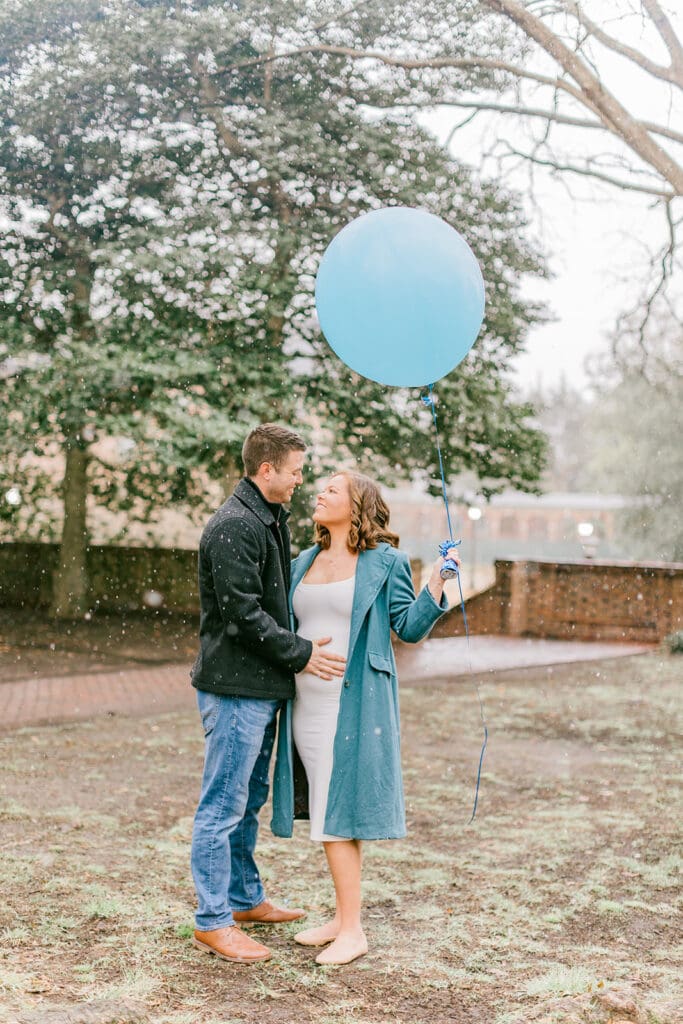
[314,472,399,553]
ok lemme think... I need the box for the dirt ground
[0,652,681,1024]
[0,609,198,684]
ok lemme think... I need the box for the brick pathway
[0,636,653,732]
[0,663,194,731]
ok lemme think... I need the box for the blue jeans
[191,690,281,931]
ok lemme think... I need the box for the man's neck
[245,476,281,512]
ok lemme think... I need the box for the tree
[588,308,682,561]
[468,1,682,199]
[460,1,683,357]
[0,0,253,614]
[0,0,548,617]
[526,377,591,493]
[532,314,682,560]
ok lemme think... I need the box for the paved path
[0,662,194,731]
[0,636,653,731]
[393,635,654,684]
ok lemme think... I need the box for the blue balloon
[315,207,485,387]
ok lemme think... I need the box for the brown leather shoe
[232,899,306,924]
[193,925,271,963]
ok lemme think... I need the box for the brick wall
[0,543,198,613]
[0,545,421,616]
[431,558,683,644]
[1,545,681,641]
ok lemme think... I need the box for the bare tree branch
[495,140,675,196]
[429,98,683,145]
[215,44,599,111]
[630,198,678,349]
[642,0,683,77]
[483,0,683,194]
[443,108,480,147]
[564,0,683,88]
[214,6,683,197]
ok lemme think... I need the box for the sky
[506,181,664,394]
[421,3,682,394]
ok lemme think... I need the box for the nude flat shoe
[315,937,368,966]
[294,927,336,947]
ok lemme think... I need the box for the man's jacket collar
[234,478,290,526]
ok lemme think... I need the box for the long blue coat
[270,542,448,840]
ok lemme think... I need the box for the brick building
[386,487,634,596]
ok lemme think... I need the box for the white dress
[292,574,355,842]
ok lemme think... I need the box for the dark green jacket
[191,479,313,699]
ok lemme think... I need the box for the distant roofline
[487,492,634,510]
[386,485,634,510]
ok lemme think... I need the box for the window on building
[500,514,516,539]
[529,516,549,541]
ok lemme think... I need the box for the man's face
[260,449,305,504]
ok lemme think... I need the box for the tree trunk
[221,452,242,502]
[50,442,89,619]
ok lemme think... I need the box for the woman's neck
[325,527,353,557]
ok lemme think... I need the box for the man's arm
[205,516,312,673]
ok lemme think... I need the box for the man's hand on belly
[304,637,347,681]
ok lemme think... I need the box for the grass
[524,965,599,996]
[0,652,681,1023]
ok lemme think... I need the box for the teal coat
[270,542,448,840]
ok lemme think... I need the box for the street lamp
[577,521,598,558]
[467,505,482,591]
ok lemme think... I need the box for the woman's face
[313,474,352,529]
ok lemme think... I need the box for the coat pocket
[368,652,395,675]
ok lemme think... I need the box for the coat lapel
[289,546,319,620]
[233,478,275,525]
[289,544,394,658]
[347,545,394,660]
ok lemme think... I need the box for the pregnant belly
[295,672,343,702]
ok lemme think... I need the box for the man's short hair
[242,423,306,477]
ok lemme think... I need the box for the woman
[271,472,457,965]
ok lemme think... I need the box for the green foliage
[582,376,682,562]
[533,312,683,563]
[0,0,547,553]
[665,631,683,654]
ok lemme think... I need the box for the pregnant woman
[271,471,456,965]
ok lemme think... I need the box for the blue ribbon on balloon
[422,386,488,824]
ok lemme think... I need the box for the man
[190,423,346,964]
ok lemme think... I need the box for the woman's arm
[387,551,450,644]
[425,544,460,603]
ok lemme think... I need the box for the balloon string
[423,384,454,542]
[421,385,488,824]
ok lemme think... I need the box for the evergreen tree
[0,1,547,616]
